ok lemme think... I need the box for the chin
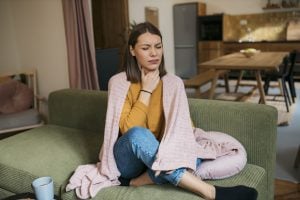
[149,68,159,71]
[148,65,160,71]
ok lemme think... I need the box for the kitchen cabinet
[223,42,300,54]
[198,41,223,72]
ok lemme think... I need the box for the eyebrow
[139,42,162,47]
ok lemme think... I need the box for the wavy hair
[122,22,167,83]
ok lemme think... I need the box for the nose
[150,47,157,56]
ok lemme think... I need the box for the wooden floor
[275,179,300,200]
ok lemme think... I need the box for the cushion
[0,79,33,114]
[61,164,265,200]
[194,131,247,180]
[0,109,41,131]
[0,76,11,84]
[0,125,102,196]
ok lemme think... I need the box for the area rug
[185,80,296,126]
[215,92,296,126]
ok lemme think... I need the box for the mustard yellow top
[119,80,164,140]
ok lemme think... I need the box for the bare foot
[178,171,215,199]
[130,172,154,187]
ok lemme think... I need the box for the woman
[67,22,257,200]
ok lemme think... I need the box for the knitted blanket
[66,72,244,199]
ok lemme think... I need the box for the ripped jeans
[113,126,201,185]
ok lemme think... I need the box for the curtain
[62,0,99,90]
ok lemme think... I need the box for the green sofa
[0,89,277,200]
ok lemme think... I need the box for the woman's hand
[138,68,160,106]
[141,68,160,93]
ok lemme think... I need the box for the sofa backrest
[48,89,108,133]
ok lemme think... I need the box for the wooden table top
[199,52,289,70]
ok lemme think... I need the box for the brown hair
[122,22,167,83]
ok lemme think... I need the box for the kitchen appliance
[198,14,223,41]
[173,3,200,79]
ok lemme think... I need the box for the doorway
[92,0,129,89]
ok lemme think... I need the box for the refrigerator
[173,3,198,79]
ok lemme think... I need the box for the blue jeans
[113,126,201,185]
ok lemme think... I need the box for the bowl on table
[240,48,260,58]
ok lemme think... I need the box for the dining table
[198,51,289,104]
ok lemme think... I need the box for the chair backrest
[287,50,297,77]
[295,50,300,63]
[280,56,289,77]
[281,51,297,78]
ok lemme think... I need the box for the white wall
[0,0,69,116]
[0,0,272,97]
[204,0,265,15]
[0,1,20,69]
[128,0,267,74]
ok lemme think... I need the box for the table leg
[235,70,244,93]
[278,79,284,96]
[255,70,266,104]
[209,71,219,99]
[223,71,230,93]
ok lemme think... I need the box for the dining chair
[235,51,298,98]
[263,51,297,112]
[287,50,299,103]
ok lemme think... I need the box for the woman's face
[130,32,163,74]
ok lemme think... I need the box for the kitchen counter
[222,41,300,54]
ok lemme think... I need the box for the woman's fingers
[141,69,160,92]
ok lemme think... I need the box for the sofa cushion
[0,123,266,200]
[0,188,14,200]
[0,125,104,196]
[0,79,33,114]
[61,164,265,200]
[0,109,41,131]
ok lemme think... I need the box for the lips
[148,59,159,64]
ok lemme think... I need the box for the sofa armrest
[48,89,108,133]
[188,98,277,197]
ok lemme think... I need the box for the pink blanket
[66,72,244,199]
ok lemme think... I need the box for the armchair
[0,69,44,136]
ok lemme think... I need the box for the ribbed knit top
[119,80,164,140]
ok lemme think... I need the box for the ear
[130,46,135,56]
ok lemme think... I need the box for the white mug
[32,176,54,200]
